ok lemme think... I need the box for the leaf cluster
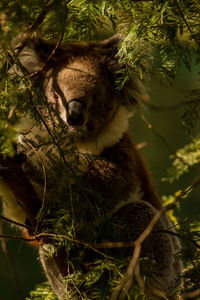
[163,138,200,182]
[26,282,58,300]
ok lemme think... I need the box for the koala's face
[43,54,120,139]
[20,36,146,140]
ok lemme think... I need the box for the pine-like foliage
[0,0,200,299]
[0,0,200,150]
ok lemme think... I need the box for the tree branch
[0,234,36,242]
[182,289,200,298]
[0,215,29,229]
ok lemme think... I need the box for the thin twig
[36,232,109,259]
[182,289,200,298]
[140,113,200,174]
[91,230,178,249]
[92,228,200,252]
[30,30,65,78]
[146,101,186,111]
[0,215,29,229]
[28,91,74,174]
[140,114,175,153]
[0,231,113,260]
[173,0,199,46]
[91,240,136,249]
[23,138,47,236]
[0,234,36,242]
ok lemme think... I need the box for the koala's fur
[0,36,183,299]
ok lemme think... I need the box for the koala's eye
[53,92,59,100]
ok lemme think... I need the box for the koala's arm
[0,154,41,226]
[39,199,183,300]
[112,200,183,298]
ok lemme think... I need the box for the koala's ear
[18,37,56,73]
[100,34,122,50]
[100,35,149,105]
[99,34,122,72]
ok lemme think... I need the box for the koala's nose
[67,100,86,126]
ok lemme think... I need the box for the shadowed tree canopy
[0,0,200,299]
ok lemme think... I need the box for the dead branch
[0,234,36,242]
[145,101,186,111]
[134,262,144,289]
[182,289,200,298]
[0,215,29,229]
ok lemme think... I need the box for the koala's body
[0,36,182,299]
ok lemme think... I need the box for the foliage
[163,138,200,182]
[26,282,58,300]
[179,220,200,296]
[0,0,200,299]
[182,89,200,134]
[26,258,150,299]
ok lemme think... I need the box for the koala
[0,35,183,299]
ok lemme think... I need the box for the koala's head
[19,36,148,144]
